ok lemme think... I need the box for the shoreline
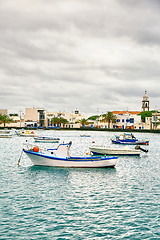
[0,127,160,133]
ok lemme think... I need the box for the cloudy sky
[0,0,160,117]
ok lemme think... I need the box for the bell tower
[142,91,149,112]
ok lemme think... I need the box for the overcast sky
[0,0,160,117]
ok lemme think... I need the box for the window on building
[130,118,134,123]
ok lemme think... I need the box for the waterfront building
[24,108,47,128]
[112,111,142,129]
[0,110,25,128]
[47,110,85,128]
[9,115,25,128]
[1,108,84,129]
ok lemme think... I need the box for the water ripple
[0,131,160,239]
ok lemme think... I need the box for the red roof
[112,111,141,115]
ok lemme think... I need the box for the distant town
[0,91,160,130]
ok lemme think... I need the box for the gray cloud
[0,0,160,115]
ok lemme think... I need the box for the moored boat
[90,146,141,156]
[16,130,36,137]
[0,130,12,138]
[34,136,60,143]
[80,134,91,137]
[111,133,149,145]
[23,142,118,168]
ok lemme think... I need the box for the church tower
[142,91,149,112]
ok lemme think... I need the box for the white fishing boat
[22,142,118,168]
[34,136,60,143]
[16,130,36,137]
[90,144,148,156]
[0,130,12,138]
[89,146,141,156]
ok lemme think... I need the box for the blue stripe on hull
[112,140,149,145]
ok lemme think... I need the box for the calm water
[0,130,160,239]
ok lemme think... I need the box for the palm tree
[101,112,116,129]
[51,117,68,128]
[60,118,68,128]
[0,114,13,127]
[80,118,88,128]
[51,117,60,127]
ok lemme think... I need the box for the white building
[47,110,85,128]
[0,109,25,128]
[112,111,142,129]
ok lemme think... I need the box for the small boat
[34,136,60,143]
[89,146,141,156]
[17,130,36,137]
[0,130,12,138]
[23,142,118,168]
[80,134,91,137]
[111,133,149,145]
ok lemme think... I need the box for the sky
[0,0,160,117]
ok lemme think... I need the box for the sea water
[0,131,160,239]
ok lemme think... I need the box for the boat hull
[0,130,12,138]
[0,135,12,138]
[34,137,60,143]
[34,140,59,143]
[19,134,35,137]
[111,140,149,145]
[90,147,141,156]
[24,150,118,168]
[80,135,91,137]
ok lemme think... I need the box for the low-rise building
[9,115,25,128]
[24,108,47,128]
[0,111,25,128]
[83,111,143,129]
[47,110,85,128]
[18,108,85,128]
[112,111,142,129]
[152,112,160,129]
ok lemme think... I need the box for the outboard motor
[135,145,148,153]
